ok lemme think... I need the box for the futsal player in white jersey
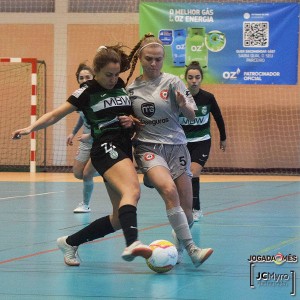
[126,33,213,267]
[66,63,98,213]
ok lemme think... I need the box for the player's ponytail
[93,44,131,75]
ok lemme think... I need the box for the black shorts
[90,134,132,176]
[187,139,211,167]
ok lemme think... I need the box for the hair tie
[97,45,107,52]
[139,42,164,54]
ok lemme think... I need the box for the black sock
[118,204,138,247]
[192,177,200,210]
[66,215,115,246]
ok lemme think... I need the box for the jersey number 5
[179,156,186,166]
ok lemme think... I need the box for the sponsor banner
[139,3,299,84]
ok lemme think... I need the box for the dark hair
[126,33,164,85]
[93,44,131,76]
[75,63,94,83]
[184,61,204,80]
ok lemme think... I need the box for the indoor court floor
[0,173,299,300]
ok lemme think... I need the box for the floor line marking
[0,192,299,265]
[0,249,58,265]
[258,237,300,254]
[0,191,64,201]
[205,191,300,216]
[202,184,245,191]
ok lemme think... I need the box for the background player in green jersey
[180,61,227,221]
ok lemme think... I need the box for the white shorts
[75,142,92,163]
[134,143,192,180]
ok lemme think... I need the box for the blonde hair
[126,33,164,85]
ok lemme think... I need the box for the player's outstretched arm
[12,102,77,140]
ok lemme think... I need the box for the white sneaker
[193,209,203,222]
[57,236,80,266]
[121,241,152,262]
[188,245,213,268]
[73,202,91,213]
[171,230,184,264]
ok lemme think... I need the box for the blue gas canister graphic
[171,29,186,67]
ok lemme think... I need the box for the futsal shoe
[188,245,213,268]
[171,230,184,264]
[193,209,203,222]
[73,202,91,213]
[121,241,152,261]
[57,236,80,266]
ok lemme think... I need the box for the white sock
[167,206,194,249]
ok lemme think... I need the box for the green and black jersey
[179,88,226,142]
[67,78,133,142]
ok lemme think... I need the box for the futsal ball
[146,240,178,273]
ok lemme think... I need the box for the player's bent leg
[105,182,122,231]
[175,173,193,224]
[72,159,93,213]
[104,159,151,261]
[72,159,87,180]
[83,159,98,179]
[147,166,180,209]
[103,158,140,207]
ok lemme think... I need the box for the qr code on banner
[243,22,269,47]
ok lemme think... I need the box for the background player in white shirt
[66,63,98,213]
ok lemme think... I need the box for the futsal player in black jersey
[12,45,152,266]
